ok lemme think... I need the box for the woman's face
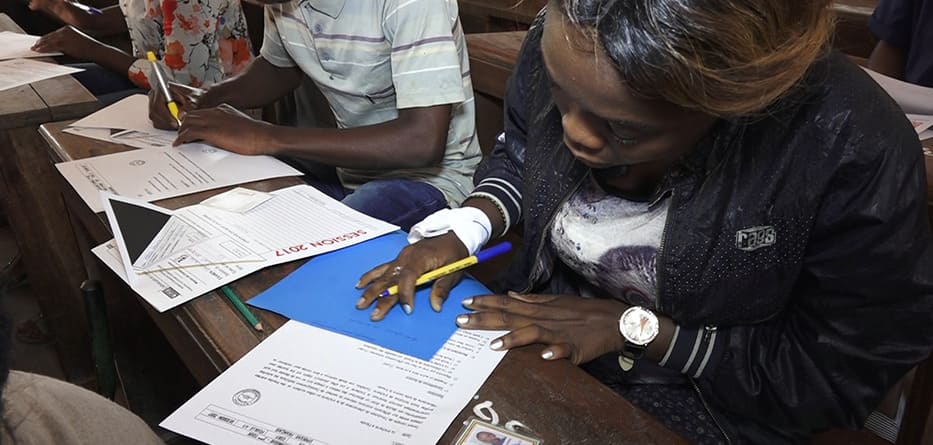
[540,6,717,171]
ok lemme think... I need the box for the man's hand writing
[149,82,202,130]
[174,104,273,155]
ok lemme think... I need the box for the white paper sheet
[56,142,301,213]
[0,58,82,92]
[864,68,933,115]
[69,94,167,133]
[57,94,300,212]
[161,320,507,445]
[93,185,398,311]
[0,32,62,60]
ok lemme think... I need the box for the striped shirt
[261,0,481,206]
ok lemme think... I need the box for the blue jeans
[69,63,146,106]
[309,177,448,231]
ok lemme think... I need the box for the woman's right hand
[356,232,469,321]
[148,82,203,130]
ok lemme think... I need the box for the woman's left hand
[457,291,629,364]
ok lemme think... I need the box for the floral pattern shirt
[120,0,253,89]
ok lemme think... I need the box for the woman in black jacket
[356,0,933,442]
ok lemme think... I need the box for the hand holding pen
[356,232,511,321]
[146,51,182,126]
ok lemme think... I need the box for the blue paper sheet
[248,232,493,360]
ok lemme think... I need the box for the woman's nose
[561,108,605,152]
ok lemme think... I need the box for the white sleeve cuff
[407,207,492,255]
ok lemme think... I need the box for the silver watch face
[619,306,659,346]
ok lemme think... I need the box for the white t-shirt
[261,0,482,206]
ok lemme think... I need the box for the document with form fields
[161,320,507,445]
[92,185,398,312]
[56,94,302,212]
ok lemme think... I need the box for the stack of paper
[94,185,399,311]
[56,94,303,212]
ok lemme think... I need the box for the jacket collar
[304,0,345,18]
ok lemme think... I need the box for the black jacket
[470,12,933,443]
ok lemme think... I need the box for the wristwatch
[617,306,660,371]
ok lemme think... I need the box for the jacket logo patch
[735,226,776,251]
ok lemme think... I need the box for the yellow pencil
[379,242,512,297]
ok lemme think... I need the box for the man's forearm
[868,40,907,80]
[45,4,126,37]
[201,57,304,109]
[86,41,135,77]
[260,104,450,170]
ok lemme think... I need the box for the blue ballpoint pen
[65,0,102,15]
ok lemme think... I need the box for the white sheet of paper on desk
[100,194,265,275]
[92,184,399,312]
[67,94,178,148]
[62,126,176,150]
[864,68,933,115]
[0,32,62,60]
[161,320,507,445]
[55,141,302,213]
[70,94,164,132]
[0,58,82,92]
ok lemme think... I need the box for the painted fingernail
[355,297,365,308]
[490,339,504,350]
[541,350,554,360]
[402,304,413,315]
[371,308,381,319]
[456,314,469,326]
[461,297,474,307]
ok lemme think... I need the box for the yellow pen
[145,51,181,125]
[379,242,512,298]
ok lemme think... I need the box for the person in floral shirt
[28,0,252,102]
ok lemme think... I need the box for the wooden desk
[0,13,100,384]
[459,0,544,33]
[41,121,687,444]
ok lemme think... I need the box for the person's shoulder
[788,51,917,157]
[2,371,166,445]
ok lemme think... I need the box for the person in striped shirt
[150,0,482,231]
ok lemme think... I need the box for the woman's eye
[616,136,638,146]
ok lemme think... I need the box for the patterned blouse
[120,0,253,89]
